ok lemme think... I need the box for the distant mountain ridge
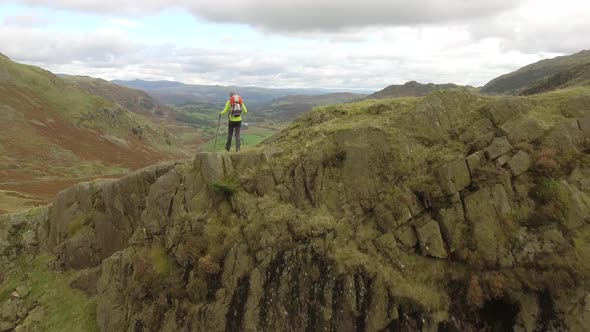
[481,49,590,95]
[365,81,463,99]
[113,79,374,106]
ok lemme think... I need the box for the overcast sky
[0,0,589,90]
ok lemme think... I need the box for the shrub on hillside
[197,255,221,275]
[466,276,484,308]
[533,147,579,176]
[529,177,569,225]
[211,178,239,196]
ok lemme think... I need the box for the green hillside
[0,55,188,212]
[62,75,171,118]
[255,92,365,122]
[521,62,590,95]
[481,50,590,95]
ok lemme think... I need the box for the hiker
[220,91,248,152]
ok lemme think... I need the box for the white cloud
[2,12,53,27]
[106,18,141,29]
[468,0,590,54]
[2,0,589,89]
[0,23,543,89]
[186,0,522,32]
[15,0,522,31]
[0,26,139,65]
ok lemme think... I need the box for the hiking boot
[236,146,240,152]
[225,145,230,152]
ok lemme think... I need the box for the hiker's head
[229,91,236,97]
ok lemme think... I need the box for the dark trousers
[226,121,241,151]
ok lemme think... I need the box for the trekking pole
[213,114,221,152]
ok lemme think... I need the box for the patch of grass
[187,275,208,303]
[533,147,579,177]
[199,127,277,152]
[467,276,485,308]
[67,213,89,237]
[211,178,239,195]
[0,255,97,331]
[529,177,569,226]
[197,255,221,275]
[149,245,173,276]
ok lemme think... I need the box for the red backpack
[229,95,244,117]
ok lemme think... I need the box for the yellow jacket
[220,99,248,122]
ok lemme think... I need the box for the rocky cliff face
[2,88,590,331]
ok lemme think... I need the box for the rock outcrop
[2,88,590,331]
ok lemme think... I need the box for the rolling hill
[0,54,188,211]
[481,49,590,95]
[255,92,366,121]
[113,79,373,107]
[520,62,590,96]
[62,75,171,118]
[365,81,462,99]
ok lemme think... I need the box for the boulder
[405,90,481,140]
[193,152,228,184]
[466,151,486,175]
[374,203,397,232]
[560,181,590,231]
[96,248,135,332]
[395,225,418,249]
[579,114,590,139]
[482,98,527,125]
[470,132,495,152]
[435,157,471,195]
[21,230,37,252]
[46,182,95,250]
[15,286,29,299]
[415,220,448,259]
[496,155,510,167]
[463,184,514,266]
[368,103,393,114]
[14,306,44,332]
[365,277,398,330]
[543,119,584,152]
[255,175,276,196]
[375,232,400,261]
[0,321,15,332]
[70,268,101,296]
[507,151,532,177]
[0,226,11,257]
[568,165,590,192]
[484,137,512,160]
[0,299,21,324]
[501,115,545,144]
[437,203,467,253]
[57,226,98,269]
[459,118,494,144]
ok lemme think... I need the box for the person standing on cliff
[220,91,248,152]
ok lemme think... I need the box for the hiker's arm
[242,103,248,114]
[220,101,230,115]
